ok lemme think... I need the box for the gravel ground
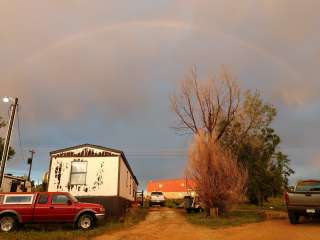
[95,207,320,240]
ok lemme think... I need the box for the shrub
[187,131,247,215]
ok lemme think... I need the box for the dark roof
[4,174,26,182]
[50,143,124,155]
[50,144,138,185]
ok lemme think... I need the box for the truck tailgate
[288,192,320,207]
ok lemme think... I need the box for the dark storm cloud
[1,0,320,184]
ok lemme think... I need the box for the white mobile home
[47,144,138,216]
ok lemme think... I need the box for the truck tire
[288,211,300,224]
[77,213,94,230]
[0,215,18,232]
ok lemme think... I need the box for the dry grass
[186,209,265,229]
[187,131,248,214]
[0,208,148,240]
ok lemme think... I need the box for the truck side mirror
[288,186,294,192]
[67,200,72,205]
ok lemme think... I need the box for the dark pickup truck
[0,192,105,232]
[285,179,320,224]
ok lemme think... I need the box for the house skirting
[76,196,131,218]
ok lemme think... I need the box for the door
[33,194,51,222]
[10,181,18,192]
[48,193,76,222]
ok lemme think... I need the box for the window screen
[70,161,87,185]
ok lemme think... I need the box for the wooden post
[141,190,144,206]
[210,207,219,217]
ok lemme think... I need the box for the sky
[1,0,320,189]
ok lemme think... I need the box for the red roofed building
[147,178,197,199]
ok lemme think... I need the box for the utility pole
[0,97,18,189]
[27,150,35,181]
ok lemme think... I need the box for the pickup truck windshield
[151,192,163,196]
[68,194,79,203]
[296,181,320,191]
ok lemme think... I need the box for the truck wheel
[0,215,18,232]
[77,214,94,230]
[288,211,300,224]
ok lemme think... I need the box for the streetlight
[2,97,16,104]
[2,97,9,103]
[0,97,19,189]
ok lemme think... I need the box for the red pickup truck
[0,192,105,232]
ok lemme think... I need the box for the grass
[0,208,148,240]
[237,197,287,212]
[185,197,286,229]
[186,210,265,229]
[164,199,184,208]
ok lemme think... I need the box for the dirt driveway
[95,208,320,240]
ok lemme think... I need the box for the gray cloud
[1,0,320,184]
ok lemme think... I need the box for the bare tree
[0,116,5,128]
[170,66,240,141]
[187,131,247,216]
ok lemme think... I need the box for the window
[296,181,320,192]
[68,194,79,203]
[37,194,48,204]
[70,161,87,185]
[132,184,136,198]
[126,170,128,187]
[4,195,34,204]
[52,194,69,204]
[151,192,163,196]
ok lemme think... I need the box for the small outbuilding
[47,144,138,217]
[1,174,31,192]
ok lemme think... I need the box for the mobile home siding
[48,148,119,196]
[118,156,137,201]
[47,144,138,217]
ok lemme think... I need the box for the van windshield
[296,181,320,192]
